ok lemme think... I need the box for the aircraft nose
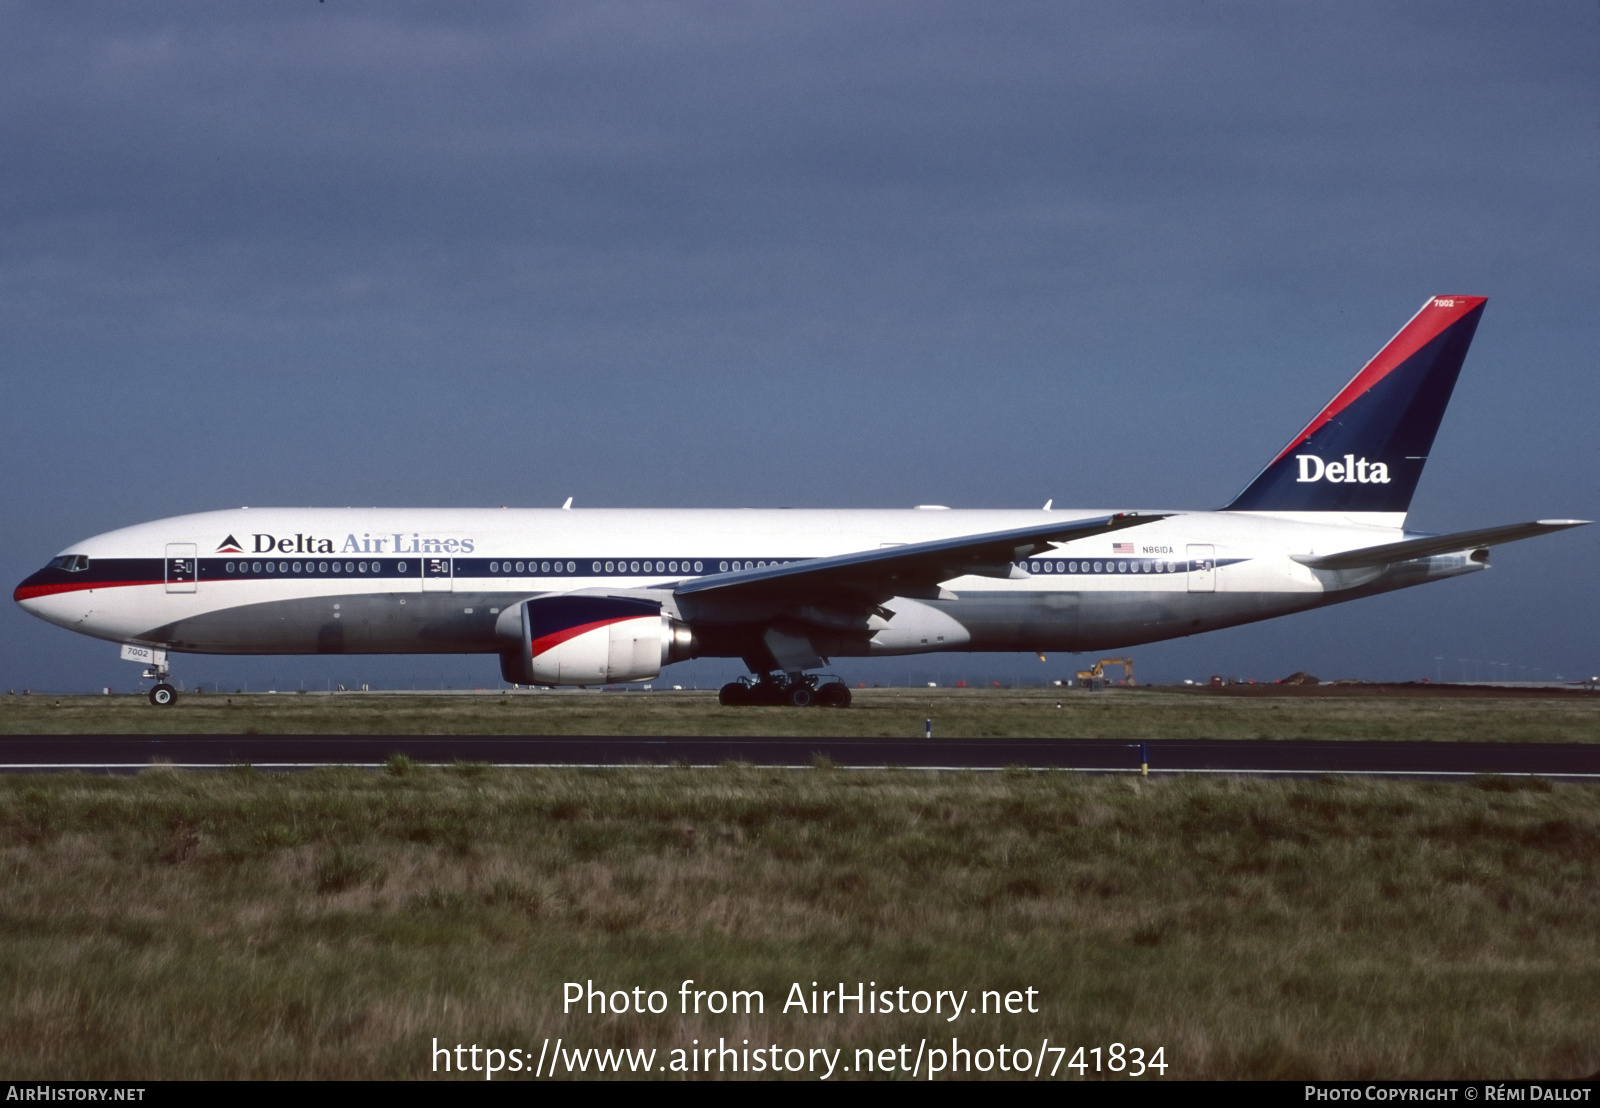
[14,568,64,618]
[14,571,46,610]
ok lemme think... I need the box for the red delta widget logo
[1295,454,1392,485]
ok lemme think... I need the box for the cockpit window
[47,555,90,572]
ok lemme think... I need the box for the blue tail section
[1224,296,1487,514]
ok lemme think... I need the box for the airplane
[14,295,1589,708]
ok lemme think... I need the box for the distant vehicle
[14,296,1588,707]
[1076,657,1135,690]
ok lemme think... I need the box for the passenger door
[422,556,453,592]
[165,543,198,593]
[1186,544,1216,593]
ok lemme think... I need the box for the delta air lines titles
[234,532,477,556]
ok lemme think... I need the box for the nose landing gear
[718,674,852,708]
[120,645,180,706]
[141,655,178,707]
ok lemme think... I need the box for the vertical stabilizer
[1224,296,1486,516]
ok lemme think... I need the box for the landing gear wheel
[148,683,178,707]
[787,684,815,708]
[753,681,787,706]
[718,682,750,707]
[818,682,852,708]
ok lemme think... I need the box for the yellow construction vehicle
[1076,657,1135,690]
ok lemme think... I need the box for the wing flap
[1293,519,1590,571]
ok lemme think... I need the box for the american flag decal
[1112,543,1134,554]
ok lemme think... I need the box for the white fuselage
[15,506,1483,663]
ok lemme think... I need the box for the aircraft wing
[1293,519,1590,571]
[673,512,1170,604]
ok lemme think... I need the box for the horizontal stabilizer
[1293,519,1590,571]
[674,512,1170,602]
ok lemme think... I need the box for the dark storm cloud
[2,1,1595,691]
[6,2,1591,348]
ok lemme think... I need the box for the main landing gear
[719,674,852,708]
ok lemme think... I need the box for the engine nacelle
[498,594,695,686]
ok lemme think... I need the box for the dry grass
[1,767,1596,1079]
[3,686,1597,742]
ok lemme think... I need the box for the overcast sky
[4,1,1596,692]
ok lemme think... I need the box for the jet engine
[498,594,696,685]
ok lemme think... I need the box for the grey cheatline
[13,297,1589,708]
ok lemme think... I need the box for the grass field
[4,685,1598,742]
[3,691,1595,1079]
[1,764,1597,1079]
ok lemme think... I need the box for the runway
[2,735,1598,778]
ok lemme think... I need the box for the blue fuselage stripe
[22,553,1246,591]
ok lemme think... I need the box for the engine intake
[498,595,695,685]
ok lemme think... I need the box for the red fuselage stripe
[13,580,163,602]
